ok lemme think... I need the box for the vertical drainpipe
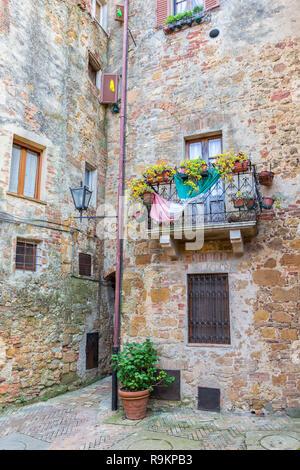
[112,0,129,411]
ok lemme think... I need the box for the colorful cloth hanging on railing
[174,169,221,199]
[150,193,186,223]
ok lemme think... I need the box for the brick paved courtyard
[0,377,299,450]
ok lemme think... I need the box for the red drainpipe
[112,0,129,411]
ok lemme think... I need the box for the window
[188,273,230,344]
[86,332,99,369]
[88,53,101,90]
[85,163,97,207]
[186,135,225,222]
[79,253,92,276]
[175,0,203,14]
[94,0,108,32]
[9,141,42,200]
[15,240,37,271]
[186,135,222,162]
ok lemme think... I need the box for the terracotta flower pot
[118,389,150,420]
[246,198,256,210]
[261,197,274,210]
[155,170,171,183]
[163,25,170,34]
[258,171,274,186]
[143,192,154,204]
[232,197,245,208]
[233,160,249,173]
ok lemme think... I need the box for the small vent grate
[198,387,220,412]
[151,370,181,401]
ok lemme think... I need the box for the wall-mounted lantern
[70,182,92,221]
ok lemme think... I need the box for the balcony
[146,163,262,256]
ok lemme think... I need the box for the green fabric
[174,169,221,199]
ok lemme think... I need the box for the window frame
[9,140,42,201]
[15,239,38,272]
[93,0,108,33]
[88,52,102,90]
[185,134,222,161]
[174,0,203,14]
[187,273,231,345]
[84,163,97,208]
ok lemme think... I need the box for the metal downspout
[112,0,129,411]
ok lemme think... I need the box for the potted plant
[174,13,185,28]
[185,10,194,26]
[214,151,249,183]
[164,14,176,33]
[232,190,247,208]
[246,197,256,210]
[179,157,207,195]
[232,153,249,173]
[193,5,204,24]
[127,177,155,204]
[261,196,274,210]
[258,170,274,186]
[112,340,175,420]
[143,162,175,184]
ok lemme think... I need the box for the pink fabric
[150,193,183,223]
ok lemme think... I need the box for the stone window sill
[7,192,47,205]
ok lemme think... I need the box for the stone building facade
[105,0,300,412]
[0,0,299,413]
[0,0,113,407]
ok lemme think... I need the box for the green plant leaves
[111,339,175,392]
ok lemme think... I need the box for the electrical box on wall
[115,5,124,22]
[100,74,119,104]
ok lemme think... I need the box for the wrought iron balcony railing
[146,163,262,232]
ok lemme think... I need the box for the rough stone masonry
[104,0,300,412]
[0,0,113,408]
[0,0,299,414]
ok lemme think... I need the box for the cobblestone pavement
[0,377,299,450]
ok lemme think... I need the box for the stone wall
[0,0,112,407]
[105,0,300,411]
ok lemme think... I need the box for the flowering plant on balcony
[142,162,175,184]
[214,151,248,183]
[231,190,251,208]
[179,157,208,194]
[127,177,155,203]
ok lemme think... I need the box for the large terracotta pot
[233,160,249,173]
[258,171,274,186]
[119,389,150,420]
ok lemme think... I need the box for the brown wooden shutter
[79,253,92,276]
[188,273,230,344]
[156,0,170,27]
[100,73,119,104]
[204,0,220,10]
